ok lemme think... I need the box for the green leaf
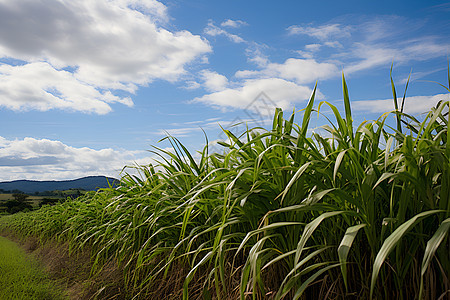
[300,82,317,137]
[275,248,331,300]
[390,62,402,134]
[183,250,214,299]
[384,136,394,170]
[342,72,353,143]
[333,150,348,183]
[292,263,341,300]
[370,210,443,299]
[338,224,366,290]
[400,69,411,113]
[419,218,450,299]
[281,162,313,204]
[236,222,305,255]
[295,211,345,264]
[373,172,396,189]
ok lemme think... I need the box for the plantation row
[1,74,449,299]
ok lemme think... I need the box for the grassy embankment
[0,236,67,300]
[0,70,449,299]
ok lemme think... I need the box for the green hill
[0,176,118,194]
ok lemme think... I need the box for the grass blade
[419,218,450,299]
[338,224,366,290]
[370,210,443,299]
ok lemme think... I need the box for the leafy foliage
[1,70,449,299]
[2,194,33,214]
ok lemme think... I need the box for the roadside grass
[0,236,67,300]
[0,67,449,299]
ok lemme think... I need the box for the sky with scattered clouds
[0,0,449,181]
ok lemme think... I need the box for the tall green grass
[0,70,449,299]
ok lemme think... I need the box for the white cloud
[298,42,342,59]
[0,62,133,114]
[114,0,169,23]
[286,17,449,76]
[296,51,314,59]
[324,41,343,48]
[288,24,351,40]
[305,44,321,52]
[0,136,156,181]
[192,78,316,112]
[221,19,248,28]
[236,58,339,84]
[399,68,446,84]
[199,70,228,92]
[357,16,420,43]
[159,116,271,142]
[158,127,204,138]
[204,20,245,43]
[344,44,396,74]
[345,38,449,74]
[430,3,450,12]
[296,44,323,59]
[245,44,270,67]
[200,21,339,115]
[266,58,339,83]
[401,38,449,61]
[191,56,332,113]
[182,80,201,90]
[353,93,450,114]
[0,0,211,113]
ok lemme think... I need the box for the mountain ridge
[0,176,119,194]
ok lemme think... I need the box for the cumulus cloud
[265,58,339,83]
[0,136,156,181]
[182,70,229,92]
[199,70,228,92]
[114,0,169,23]
[192,78,316,112]
[0,0,211,113]
[190,56,333,112]
[352,93,450,114]
[197,15,448,115]
[236,58,339,84]
[0,62,133,114]
[221,19,248,28]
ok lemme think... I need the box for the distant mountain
[0,176,119,194]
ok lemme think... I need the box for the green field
[0,194,53,201]
[0,189,87,213]
[0,237,67,300]
[0,190,86,201]
[0,72,448,299]
[0,194,57,207]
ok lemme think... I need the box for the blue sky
[0,0,449,181]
